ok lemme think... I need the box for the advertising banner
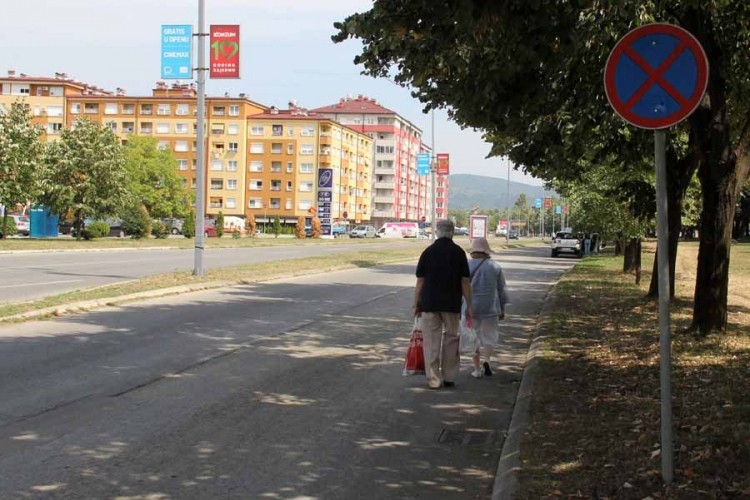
[469,215,488,240]
[535,198,542,209]
[317,168,334,236]
[436,153,450,176]
[210,25,240,79]
[416,153,431,176]
[544,197,552,209]
[161,25,193,80]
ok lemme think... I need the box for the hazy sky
[0,0,543,186]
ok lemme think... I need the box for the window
[249,179,263,190]
[157,104,171,115]
[227,179,238,190]
[301,126,315,136]
[176,104,190,115]
[299,181,313,192]
[286,162,294,173]
[300,144,314,155]
[250,143,263,154]
[193,141,198,151]
[272,124,283,136]
[18,87,30,95]
[104,103,118,115]
[287,126,295,136]
[84,103,99,114]
[157,141,169,151]
[49,86,63,97]
[269,198,281,209]
[140,122,153,134]
[271,161,282,173]
[248,198,263,209]
[141,104,153,115]
[47,123,63,134]
[271,180,281,191]
[156,123,170,134]
[286,180,293,191]
[229,105,240,116]
[227,123,239,135]
[211,159,223,171]
[287,144,294,154]
[191,178,197,188]
[122,121,135,133]
[249,161,263,172]
[298,200,312,210]
[227,160,238,172]
[376,145,395,154]
[299,163,314,174]
[175,141,189,152]
[250,124,264,136]
[192,159,197,170]
[47,105,63,117]
[175,123,189,134]
[271,143,282,154]
[213,106,225,116]
[211,123,225,135]
[225,198,237,209]
[210,179,223,190]
[228,142,238,152]
[178,159,189,171]
[107,121,117,132]
[122,103,135,115]
[70,103,81,114]
[285,198,293,210]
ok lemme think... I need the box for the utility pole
[193,0,207,276]
[505,157,511,243]
[430,109,436,240]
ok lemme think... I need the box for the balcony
[373,196,392,204]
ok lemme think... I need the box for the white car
[350,225,376,238]
[11,215,30,236]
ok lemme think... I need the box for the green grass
[516,242,750,498]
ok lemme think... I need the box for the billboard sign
[417,153,431,176]
[317,168,334,236]
[544,197,552,209]
[161,25,193,80]
[535,198,542,209]
[469,215,488,240]
[210,25,240,79]
[436,153,450,175]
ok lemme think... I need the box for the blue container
[29,207,60,238]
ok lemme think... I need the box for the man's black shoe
[443,381,455,388]
[483,362,493,377]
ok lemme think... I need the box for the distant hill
[448,174,553,210]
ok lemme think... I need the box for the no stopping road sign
[604,23,708,129]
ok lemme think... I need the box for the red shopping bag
[403,318,425,376]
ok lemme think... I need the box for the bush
[183,211,195,238]
[0,216,18,237]
[151,221,170,239]
[122,204,152,239]
[295,217,306,239]
[312,217,322,238]
[272,216,282,238]
[87,221,111,239]
[217,211,225,238]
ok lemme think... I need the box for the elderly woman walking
[463,237,509,378]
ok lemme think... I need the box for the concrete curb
[492,288,558,500]
[1,281,232,322]
[0,246,184,254]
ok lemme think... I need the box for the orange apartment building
[1,72,373,225]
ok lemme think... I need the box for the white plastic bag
[459,317,480,354]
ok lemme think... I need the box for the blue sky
[0,0,543,185]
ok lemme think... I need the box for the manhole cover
[437,429,496,446]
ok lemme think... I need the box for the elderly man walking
[413,220,473,390]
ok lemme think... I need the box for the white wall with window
[269,198,281,209]
[226,198,237,209]
[300,144,314,155]
[250,143,263,154]
[227,160,238,172]
[299,163,314,173]
[229,105,240,116]
[250,125,264,136]
[157,141,169,151]
[157,104,171,115]
[248,198,263,209]
[47,105,63,117]
[285,198,293,210]
[249,161,263,172]
[286,162,294,173]
[156,123,170,134]
[287,144,294,154]
[227,123,239,135]
[47,123,63,134]
[211,159,223,171]
[271,143,282,154]
[178,159,189,171]
[249,179,263,190]
[298,200,312,210]
[299,181,313,192]
[228,142,238,152]
[286,180,293,191]
[104,103,118,115]
[301,126,315,136]
[210,179,223,190]
[175,141,189,152]
[176,104,190,115]
[227,179,237,190]
[70,103,81,114]
[175,123,189,134]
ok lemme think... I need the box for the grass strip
[517,242,750,498]
[0,247,426,321]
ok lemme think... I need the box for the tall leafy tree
[123,136,189,219]
[334,1,750,334]
[40,119,128,237]
[0,102,44,237]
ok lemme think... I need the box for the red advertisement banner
[436,153,450,175]
[210,25,240,79]
[544,197,552,209]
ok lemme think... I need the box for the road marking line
[0,279,84,289]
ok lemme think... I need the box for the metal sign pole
[193,0,206,276]
[430,109,436,240]
[654,129,674,484]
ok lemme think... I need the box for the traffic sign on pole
[604,23,708,130]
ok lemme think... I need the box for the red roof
[311,95,396,115]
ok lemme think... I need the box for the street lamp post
[193,0,207,276]
[430,109,436,240]
[505,156,511,243]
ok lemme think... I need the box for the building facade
[312,95,443,227]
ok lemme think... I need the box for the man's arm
[413,277,424,317]
[461,277,473,321]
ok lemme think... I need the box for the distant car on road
[454,227,469,236]
[10,215,30,236]
[162,217,184,235]
[551,231,582,258]
[508,229,519,240]
[350,225,376,238]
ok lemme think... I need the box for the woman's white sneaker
[471,369,483,378]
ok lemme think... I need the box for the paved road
[0,245,574,499]
[0,240,415,304]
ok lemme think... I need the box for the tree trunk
[1,213,7,240]
[634,238,642,285]
[623,238,639,273]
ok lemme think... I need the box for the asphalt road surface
[0,245,575,499]
[0,240,414,304]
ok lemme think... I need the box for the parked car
[551,231,582,258]
[508,229,519,240]
[70,218,125,238]
[304,225,313,238]
[10,215,30,236]
[350,225,376,238]
[203,225,217,237]
[454,227,469,236]
[162,217,184,235]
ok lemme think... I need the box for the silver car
[350,225,376,238]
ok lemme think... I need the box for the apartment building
[246,105,373,225]
[312,95,447,227]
